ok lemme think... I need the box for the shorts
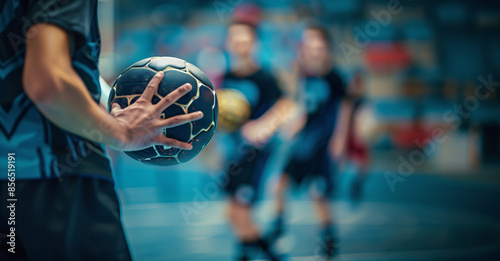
[346,129,369,165]
[0,176,131,261]
[223,144,271,206]
[284,146,335,197]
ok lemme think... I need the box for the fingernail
[197,112,204,118]
[156,72,163,76]
[185,144,193,150]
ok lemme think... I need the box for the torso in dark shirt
[0,0,112,180]
[222,68,282,120]
[294,69,346,155]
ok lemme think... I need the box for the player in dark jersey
[221,21,293,261]
[0,1,202,260]
[270,24,348,259]
[340,72,371,199]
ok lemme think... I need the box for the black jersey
[292,70,345,159]
[222,69,282,120]
[0,0,111,180]
[221,68,282,204]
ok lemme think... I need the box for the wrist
[107,120,131,150]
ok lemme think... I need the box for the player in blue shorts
[221,21,294,261]
[270,24,349,259]
[0,1,202,260]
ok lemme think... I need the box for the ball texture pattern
[108,56,218,166]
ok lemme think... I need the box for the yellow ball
[216,89,251,132]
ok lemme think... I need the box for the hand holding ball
[108,57,218,166]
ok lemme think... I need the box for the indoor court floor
[116,164,500,261]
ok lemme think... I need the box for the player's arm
[23,24,202,151]
[255,97,296,132]
[279,103,307,140]
[241,97,296,147]
[329,98,353,159]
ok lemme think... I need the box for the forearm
[22,24,199,152]
[22,23,126,149]
[26,68,125,149]
[257,97,296,133]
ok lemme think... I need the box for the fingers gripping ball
[108,57,218,165]
[216,89,251,132]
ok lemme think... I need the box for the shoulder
[324,70,343,86]
[255,69,279,84]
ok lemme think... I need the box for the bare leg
[313,196,331,227]
[227,198,279,260]
[312,194,337,259]
[275,174,289,215]
[267,174,289,242]
[351,158,370,199]
[227,198,259,241]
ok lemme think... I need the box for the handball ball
[216,89,251,132]
[108,56,218,166]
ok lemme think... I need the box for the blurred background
[97,0,500,260]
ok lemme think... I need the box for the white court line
[262,241,500,260]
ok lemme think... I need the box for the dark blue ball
[108,56,218,165]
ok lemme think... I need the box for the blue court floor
[115,164,500,261]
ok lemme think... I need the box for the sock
[264,212,285,247]
[273,212,285,236]
[237,237,280,261]
[319,223,338,258]
[237,240,258,261]
[257,238,279,261]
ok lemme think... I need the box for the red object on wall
[233,3,262,26]
[364,43,412,71]
[392,123,434,149]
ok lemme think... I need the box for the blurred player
[271,24,348,259]
[0,1,202,260]
[221,21,293,261]
[333,71,371,199]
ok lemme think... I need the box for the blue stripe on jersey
[79,140,87,157]
[0,94,32,139]
[37,147,47,178]
[73,60,101,100]
[0,0,20,32]
[52,158,61,178]
[0,105,56,179]
[66,133,79,161]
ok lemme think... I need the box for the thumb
[110,103,122,115]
